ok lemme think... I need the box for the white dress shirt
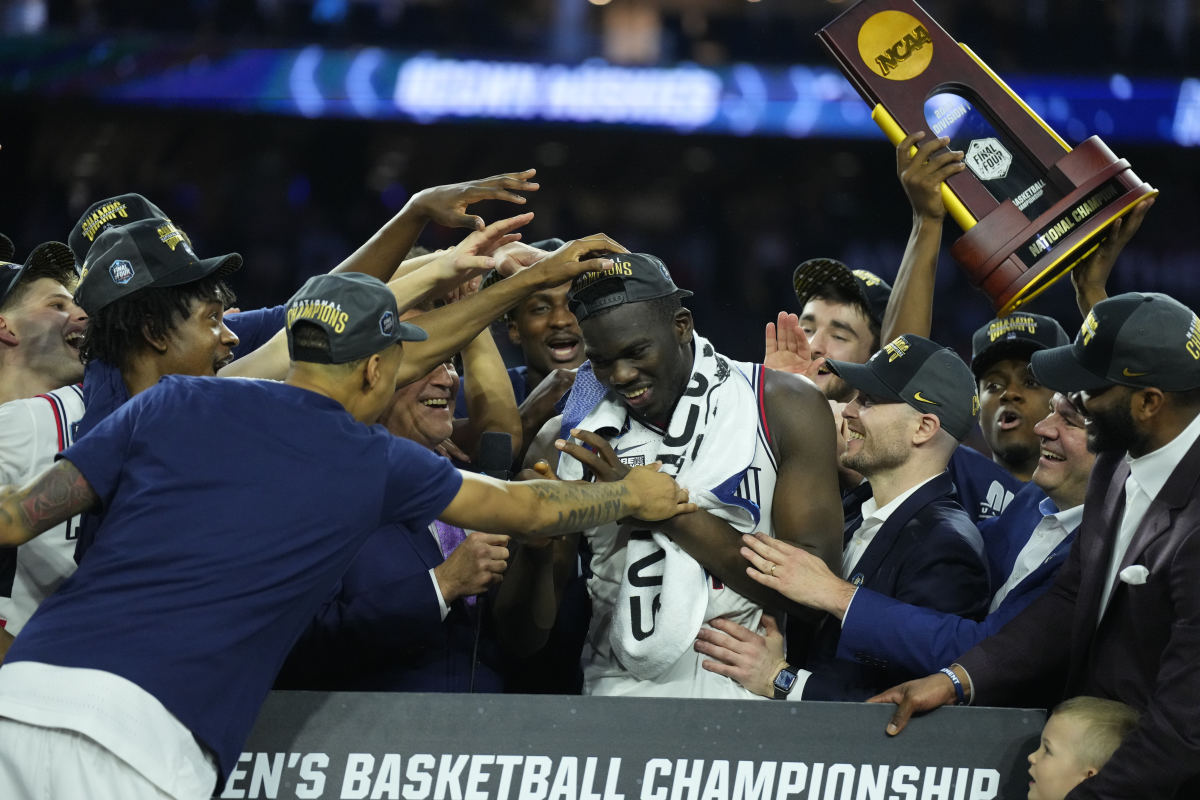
[989,499,1083,612]
[1097,408,1200,620]
[842,475,938,578]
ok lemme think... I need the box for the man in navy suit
[697,334,989,701]
[831,391,1093,676]
[875,293,1200,799]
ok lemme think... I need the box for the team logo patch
[852,269,883,287]
[108,259,134,285]
[379,310,396,336]
[1080,310,1099,346]
[850,573,865,587]
[883,336,910,363]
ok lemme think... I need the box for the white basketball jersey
[583,362,779,699]
[0,385,85,634]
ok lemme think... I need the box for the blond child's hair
[1051,696,1139,770]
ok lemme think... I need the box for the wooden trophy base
[950,136,1157,316]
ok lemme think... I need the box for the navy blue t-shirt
[72,305,286,561]
[7,375,461,781]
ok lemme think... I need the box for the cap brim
[156,252,243,288]
[971,340,1041,379]
[395,321,428,342]
[1030,346,1112,393]
[793,259,854,306]
[27,241,79,274]
[825,358,903,402]
[0,233,15,263]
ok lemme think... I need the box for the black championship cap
[1031,292,1200,393]
[285,273,427,365]
[75,218,241,315]
[568,252,692,322]
[970,312,1070,379]
[70,193,172,265]
[792,258,892,326]
[0,241,80,307]
[826,334,980,441]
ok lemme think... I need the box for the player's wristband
[939,667,966,705]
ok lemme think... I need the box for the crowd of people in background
[0,127,1196,800]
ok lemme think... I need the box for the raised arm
[1070,196,1155,318]
[0,461,98,547]
[450,327,523,461]
[330,169,539,281]
[396,235,626,385]
[880,131,965,344]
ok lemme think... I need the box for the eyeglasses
[1068,383,1118,413]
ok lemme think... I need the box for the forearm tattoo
[16,462,97,537]
[530,480,632,534]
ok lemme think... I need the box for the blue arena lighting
[0,38,1196,145]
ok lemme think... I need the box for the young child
[1027,696,1139,800]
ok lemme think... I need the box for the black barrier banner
[217,692,1044,800]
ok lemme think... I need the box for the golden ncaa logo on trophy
[819,0,1156,315]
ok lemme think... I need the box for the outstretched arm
[330,169,539,281]
[555,372,841,610]
[0,461,98,547]
[880,131,965,343]
[439,463,694,540]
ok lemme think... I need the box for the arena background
[1,0,1198,366]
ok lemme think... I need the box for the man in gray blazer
[873,292,1200,800]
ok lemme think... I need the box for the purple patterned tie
[433,519,466,557]
[431,520,476,607]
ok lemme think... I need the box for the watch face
[774,668,798,693]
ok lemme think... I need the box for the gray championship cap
[285,273,427,364]
[970,312,1070,379]
[75,218,241,315]
[826,334,980,441]
[1031,292,1200,393]
[568,252,692,322]
[70,193,173,265]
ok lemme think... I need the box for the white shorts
[0,718,186,800]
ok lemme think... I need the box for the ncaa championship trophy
[819,0,1156,315]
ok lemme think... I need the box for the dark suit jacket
[276,522,504,693]
[799,471,990,701]
[836,482,1076,675]
[958,432,1200,798]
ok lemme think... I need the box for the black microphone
[469,430,512,692]
[476,431,513,480]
